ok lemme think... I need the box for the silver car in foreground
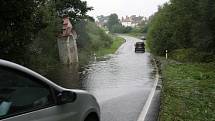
[0,59,100,121]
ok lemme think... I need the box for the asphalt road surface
[81,36,156,121]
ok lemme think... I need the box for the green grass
[169,48,215,63]
[128,32,143,37]
[159,61,215,121]
[96,37,124,57]
[126,27,145,38]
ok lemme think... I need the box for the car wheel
[84,113,99,121]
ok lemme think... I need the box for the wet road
[81,36,156,121]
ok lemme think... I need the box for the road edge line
[137,58,160,121]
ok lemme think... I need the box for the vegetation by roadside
[157,57,215,121]
[24,19,114,76]
[126,24,148,38]
[147,0,215,62]
[106,14,132,33]
[0,0,95,75]
[95,37,124,57]
[0,0,92,66]
[169,49,215,63]
[76,20,114,66]
[127,31,144,38]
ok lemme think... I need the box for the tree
[27,0,61,68]
[97,15,106,23]
[147,3,177,55]
[106,14,120,30]
[147,0,215,61]
[106,13,129,33]
[190,0,215,53]
[0,0,46,63]
[110,24,124,33]
[55,0,93,24]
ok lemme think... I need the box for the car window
[136,43,144,46]
[0,67,55,119]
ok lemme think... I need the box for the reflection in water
[47,63,80,89]
[37,36,157,121]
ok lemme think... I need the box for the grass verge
[95,37,124,57]
[159,58,215,121]
[128,32,143,37]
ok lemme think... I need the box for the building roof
[121,15,143,24]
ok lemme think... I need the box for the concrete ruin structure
[57,16,78,65]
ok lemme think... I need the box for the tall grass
[159,60,215,121]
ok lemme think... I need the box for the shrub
[169,48,215,62]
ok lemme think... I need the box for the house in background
[121,15,144,27]
[96,15,109,28]
[121,16,132,27]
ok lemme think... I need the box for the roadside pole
[94,53,97,61]
[166,50,168,60]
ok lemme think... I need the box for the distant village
[96,15,146,28]
[121,15,145,27]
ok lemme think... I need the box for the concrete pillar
[57,36,78,64]
[57,16,79,65]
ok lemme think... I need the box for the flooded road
[81,36,156,121]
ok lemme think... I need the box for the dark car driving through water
[135,42,145,53]
[140,36,146,40]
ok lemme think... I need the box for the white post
[166,50,168,59]
[94,53,97,61]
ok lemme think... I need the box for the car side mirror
[57,91,76,105]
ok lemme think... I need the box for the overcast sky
[85,0,169,18]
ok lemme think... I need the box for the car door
[0,66,79,121]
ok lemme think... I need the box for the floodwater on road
[80,36,156,121]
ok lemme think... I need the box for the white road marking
[137,59,160,121]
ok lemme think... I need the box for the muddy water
[47,36,156,121]
[80,36,156,121]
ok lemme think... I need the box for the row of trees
[105,14,149,34]
[147,0,215,61]
[106,14,132,33]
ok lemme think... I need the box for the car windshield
[1,0,214,121]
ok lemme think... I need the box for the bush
[75,20,113,66]
[169,48,196,62]
[169,48,215,63]
[124,27,132,33]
